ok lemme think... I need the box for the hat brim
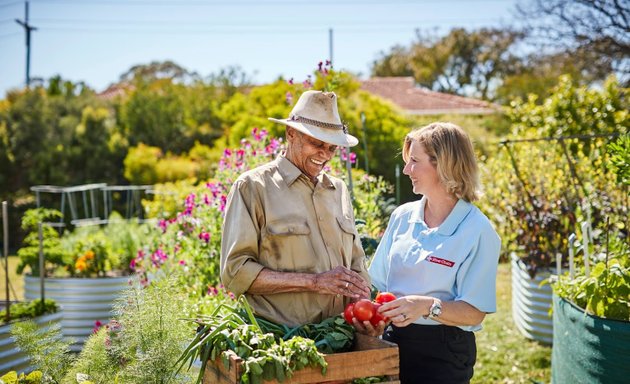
[268,117,359,147]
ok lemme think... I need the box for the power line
[29,0,512,5]
[30,17,502,26]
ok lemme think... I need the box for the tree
[118,60,200,84]
[371,27,524,100]
[516,0,630,81]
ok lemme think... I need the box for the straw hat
[268,90,358,147]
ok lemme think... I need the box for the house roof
[96,83,135,100]
[360,77,498,115]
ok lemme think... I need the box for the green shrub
[63,273,197,384]
[9,319,75,383]
[0,299,58,326]
[16,208,70,276]
[478,75,628,277]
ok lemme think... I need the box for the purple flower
[286,91,293,105]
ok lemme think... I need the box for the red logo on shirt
[427,256,455,268]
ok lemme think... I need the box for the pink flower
[158,219,169,232]
[286,91,293,105]
[198,231,210,243]
[178,260,186,266]
[92,320,103,334]
[207,286,218,296]
[288,78,294,85]
[219,195,228,212]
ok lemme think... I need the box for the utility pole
[15,1,37,88]
[328,28,333,67]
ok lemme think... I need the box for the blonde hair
[402,122,480,202]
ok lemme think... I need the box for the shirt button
[318,216,323,221]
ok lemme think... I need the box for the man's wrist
[311,273,319,292]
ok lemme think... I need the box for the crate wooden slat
[203,333,399,384]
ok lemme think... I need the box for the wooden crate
[203,333,399,384]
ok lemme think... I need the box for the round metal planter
[0,311,64,373]
[24,276,130,351]
[511,254,553,344]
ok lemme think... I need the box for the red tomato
[369,302,387,326]
[375,292,397,304]
[343,303,355,325]
[353,299,375,322]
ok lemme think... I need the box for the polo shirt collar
[276,155,336,189]
[409,196,472,236]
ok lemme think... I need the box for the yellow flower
[84,250,95,260]
[76,259,88,272]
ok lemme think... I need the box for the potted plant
[550,226,629,383]
[16,208,156,351]
[0,299,62,374]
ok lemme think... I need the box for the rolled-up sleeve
[220,180,265,295]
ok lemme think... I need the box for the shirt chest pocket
[262,220,315,272]
[336,215,356,254]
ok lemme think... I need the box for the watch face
[430,301,442,317]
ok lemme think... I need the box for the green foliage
[10,319,75,383]
[16,208,70,276]
[0,370,43,384]
[0,299,58,326]
[64,273,197,384]
[123,143,161,185]
[508,75,628,140]
[552,233,630,321]
[478,77,628,276]
[58,212,157,277]
[607,134,630,186]
[176,297,329,384]
[0,81,117,197]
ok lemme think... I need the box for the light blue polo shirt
[369,196,501,332]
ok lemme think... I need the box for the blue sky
[1,0,519,96]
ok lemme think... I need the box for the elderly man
[220,90,371,327]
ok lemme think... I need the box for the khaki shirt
[220,155,369,326]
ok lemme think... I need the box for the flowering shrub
[134,127,392,295]
[58,212,157,277]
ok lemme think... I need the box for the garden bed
[203,333,400,384]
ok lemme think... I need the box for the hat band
[289,114,347,133]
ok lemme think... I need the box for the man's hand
[313,266,370,299]
[352,318,388,337]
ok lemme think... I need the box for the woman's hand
[379,295,487,327]
[379,295,432,327]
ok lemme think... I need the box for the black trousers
[383,324,476,384]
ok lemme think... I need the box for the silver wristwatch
[427,299,442,319]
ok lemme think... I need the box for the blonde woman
[365,122,500,383]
